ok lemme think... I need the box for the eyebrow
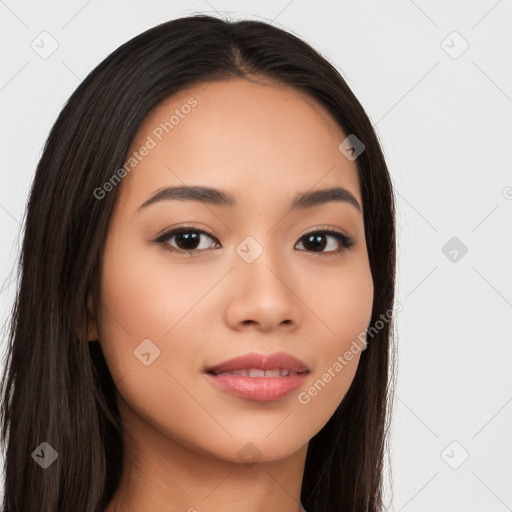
[137,185,362,214]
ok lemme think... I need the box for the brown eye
[296,229,354,256]
[155,226,220,255]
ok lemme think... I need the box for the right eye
[154,226,221,255]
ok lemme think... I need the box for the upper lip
[205,352,310,374]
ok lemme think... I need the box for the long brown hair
[0,14,397,512]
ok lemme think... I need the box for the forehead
[117,78,361,214]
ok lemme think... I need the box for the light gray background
[1,1,511,510]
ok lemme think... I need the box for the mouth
[204,352,310,402]
[209,368,305,377]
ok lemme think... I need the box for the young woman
[0,14,397,512]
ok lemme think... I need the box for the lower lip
[205,372,309,402]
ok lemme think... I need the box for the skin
[89,77,374,512]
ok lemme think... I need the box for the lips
[205,352,309,375]
[204,352,310,402]
[214,368,296,377]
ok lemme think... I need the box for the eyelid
[301,224,350,239]
[153,222,216,240]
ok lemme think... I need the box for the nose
[223,247,303,333]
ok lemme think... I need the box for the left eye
[154,226,354,256]
[296,228,354,255]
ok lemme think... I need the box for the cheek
[294,256,373,415]
[96,230,222,397]
[300,253,374,350]
[98,228,217,341]
[96,231,182,379]
[330,268,373,346]
[96,235,222,447]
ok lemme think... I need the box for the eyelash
[153,225,354,258]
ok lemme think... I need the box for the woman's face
[90,78,374,464]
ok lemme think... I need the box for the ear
[86,293,99,342]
